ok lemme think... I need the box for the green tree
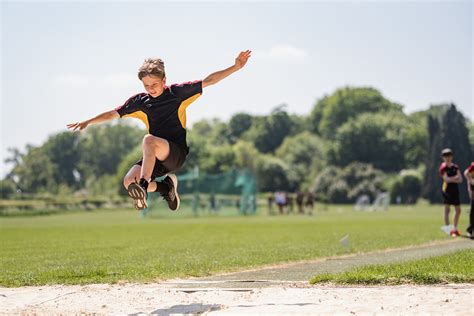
[233,140,260,172]
[77,123,144,180]
[312,162,385,203]
[403,111,429,166]
[12,146,56,193]
[329,113,406,172]
[245,106,293,153]
[342,162,386,201]
[181,132,210,173]
[0,179,17,198]
[200,145,236,174]
[311,166,345,203]
[208,121,232,146]
[42,132,82,188]
[255,155,291,192]
[308,87,403,139]
[228,113,253,143]
[191,119,214,138]
[289,114,307,136]
[389,170,422,204]
[276,132,326,189]
[190,118,232,146]
[115,145,142,195]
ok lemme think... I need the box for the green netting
[178,167,257,215]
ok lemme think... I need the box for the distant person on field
[275,191,286,215]
[463,162,474,238]
[267,193,274,214]
[296,191,305,214]
[209,193,217,212]
[286,193,295,214]
[438,148,463,237]
[67,50,251,211]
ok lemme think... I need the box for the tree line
[2,86,473,204]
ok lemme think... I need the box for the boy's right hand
[234,50,252,70]
[67,121,89,131]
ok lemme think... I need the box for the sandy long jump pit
[1,282,473,314]
[2,240,473,314]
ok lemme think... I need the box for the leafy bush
[312,162,385,203]
[389,170,422,204]
[0,180,17,199]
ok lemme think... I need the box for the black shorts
[135,141,187,180]
[442,190,460,206]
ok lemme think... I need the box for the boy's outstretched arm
[202,50,251,88]
[67,110,119,131]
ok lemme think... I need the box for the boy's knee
[143,134,157,147]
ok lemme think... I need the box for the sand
[1,282,473,315]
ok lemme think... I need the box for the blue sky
[1,1,472,175]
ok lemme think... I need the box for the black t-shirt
[439,162,459,193]
[115,81,203,152]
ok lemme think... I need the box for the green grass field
[0,203,470,287]
[310,249,474,285]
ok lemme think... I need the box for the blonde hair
[138,58,165,80]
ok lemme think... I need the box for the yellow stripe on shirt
[123,111,150,131]
[178,94,202,128]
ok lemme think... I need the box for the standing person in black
[438,148,463,237]
[267,193,275,215]
[286,193,295,214]
[296,191,305,214]
[68,50,252,210]
[463,162,474,238]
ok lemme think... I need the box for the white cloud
[255,45,309,63]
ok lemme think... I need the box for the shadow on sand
[144,303,223,315]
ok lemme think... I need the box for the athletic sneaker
[161,174,180,211]
[127,182,148,210]
[440,225,452,235]
[449,229,461,237]
[467,229,473,239]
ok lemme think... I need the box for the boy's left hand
[235,50,252,69]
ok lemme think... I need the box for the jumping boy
[464,161,474,238]
[438,148,463,237]
[67,50,252,210]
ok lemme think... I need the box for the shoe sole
[127,183,148,210]
[167,174,180,211]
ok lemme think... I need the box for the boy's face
[442,154,453,163]
[142,75,166,98]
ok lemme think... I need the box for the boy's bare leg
[123,165,141,189]
[141,134,170,182]
[444,205,450,226]
[125,135,179,211]
[453,205,461,229]
[123,164,158,192]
